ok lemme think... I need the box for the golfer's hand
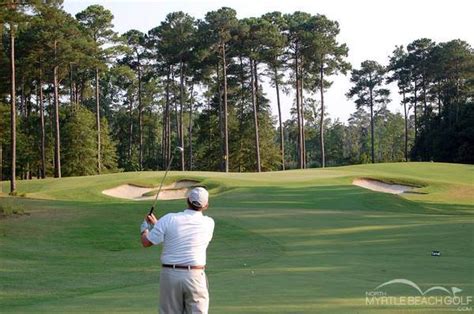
[146,213,158,225]
[140,219,152,234]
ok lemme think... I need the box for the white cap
[188,187,209,208]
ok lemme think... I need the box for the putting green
[0,162,473,313]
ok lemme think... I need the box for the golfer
[140,187,215,314]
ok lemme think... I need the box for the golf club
[148,146,184,215]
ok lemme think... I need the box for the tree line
[1,1,472,193]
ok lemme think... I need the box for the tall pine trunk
[250,59,261,172]
[437,80,442,115]
[319,63,326,168]
[53,40,61,178]
[69,63,74,105]
[217,62,224,171]
[295,45,303,169]
[188,83,194,171]
[368,84,375,164]
[274,67,284,170]
[137,62,143,170]
[173,70,180,156]
[10,21,16,193]
[254,61,259,111]
[74,79,79,105]
[414,84,418,141]
[222,44,229,172]
[128,94,133,160]
[402,90,408,162]
[95,68,101,173]
[179,61,185,171]
[164,67,171,167]
[25,90,31,180]
[39,67,46,178]
[238,56,246,172]
[422,76,427,117]
[253,60,262,172]
[47,89,54,170]
[300,68,306,168]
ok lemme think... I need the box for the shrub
[0,199,26,217]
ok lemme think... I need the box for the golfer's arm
[141,231,153,247]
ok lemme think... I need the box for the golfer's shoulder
[203,215,214,227]
[159,212,176,223]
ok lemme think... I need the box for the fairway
[1,162,473,313]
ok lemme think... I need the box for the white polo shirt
[147,209,215,266]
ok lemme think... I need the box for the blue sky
[64,0,473,123]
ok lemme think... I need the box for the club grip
[148,206,155,215]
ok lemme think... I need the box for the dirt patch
[102,180,200,201]
[353,178,415,194]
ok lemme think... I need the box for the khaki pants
[159,267,209,314]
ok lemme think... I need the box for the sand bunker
[352,179,415,194]
[102,180,200,201]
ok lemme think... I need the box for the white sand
[102,180,199,201]
[165,180,199,189]
[352,179,414,194]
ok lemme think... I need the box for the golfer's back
[147,209,214,266]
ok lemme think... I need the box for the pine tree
[121,29,146,170]
[76,4,117,174]
[261,12,287,170]
[304,14,350,168]
[61,105,98,176]
[347,60,390,163]
[284,12,312,169]
[203,7,238,172]
[387,45,412,161]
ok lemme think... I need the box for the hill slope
[0,162,472,313]
[3,162,473,206]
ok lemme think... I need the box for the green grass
[0,162,473,313]
[0,199,26,217]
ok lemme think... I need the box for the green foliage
[411,40,473,162]
[387,39,473,163]
[100,117,118,173]
[0,103,9,147]
[204,7,238,49]
[347,60,391,163]
[347,60,391,110]
[75,5,115,46]
[2,2,473,188]
[374,108,408,162]
[61,105,97,176]
[60,105,117,177]
[324,120,346,166]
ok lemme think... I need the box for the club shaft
[149,153,176,215]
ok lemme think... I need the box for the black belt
[162,264,205,270]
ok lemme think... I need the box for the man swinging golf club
[140,186,215,314]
